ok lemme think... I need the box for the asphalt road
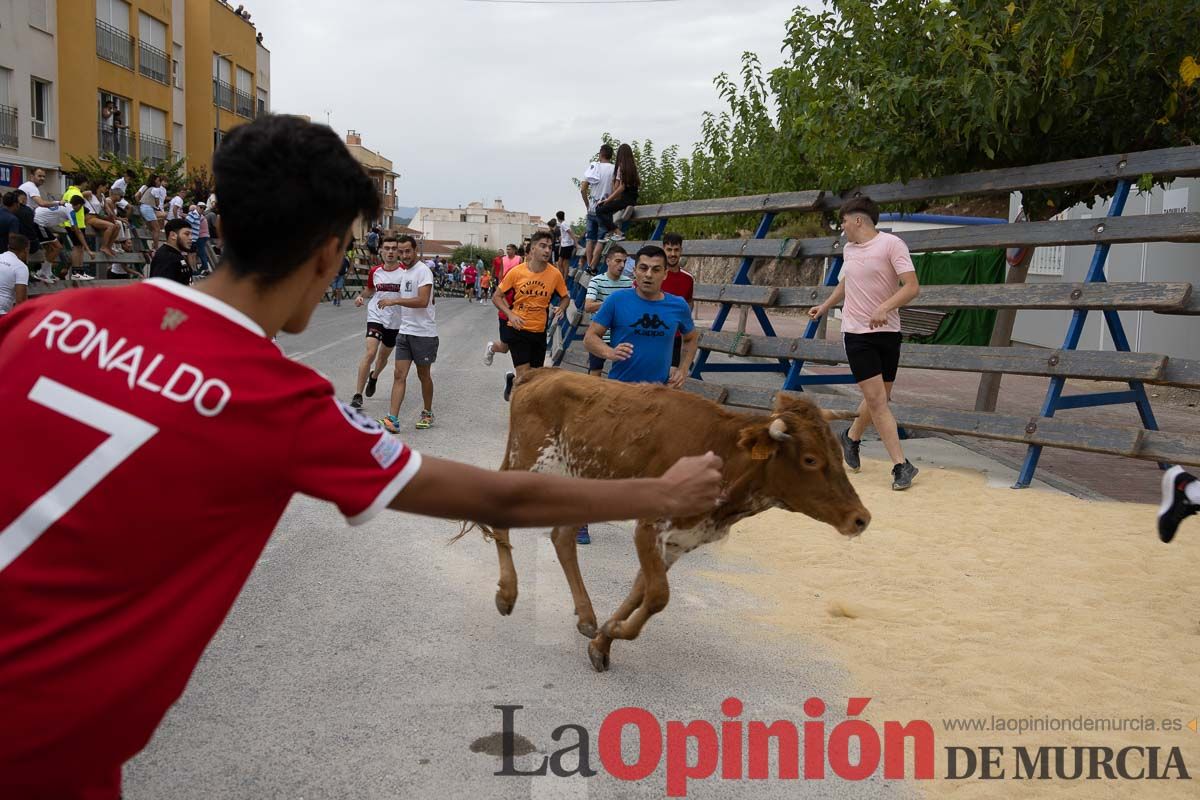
[124,296,911,800]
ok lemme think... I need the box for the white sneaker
[32,272,53,285]
[484,341,495,366]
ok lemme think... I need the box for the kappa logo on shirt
[334,397,385,435]
[632,313,671,332]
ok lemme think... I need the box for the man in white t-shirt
[580,143,615,272]
[33,196,92,277]
[378,235,438,433]
[110,169,136,197]
[167,190,184,221]
[0,233,30,315]
[18,169,59,210]
[555,210,577,276]
[350,236,405,409]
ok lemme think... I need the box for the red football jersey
[662,267,694,305]
[0,279,422,792]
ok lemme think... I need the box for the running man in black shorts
[810,196,921,490]
[492,230,569,401]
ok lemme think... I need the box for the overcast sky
[248,0,812,221]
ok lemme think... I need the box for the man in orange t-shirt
[493,230,569,400]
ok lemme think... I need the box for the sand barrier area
[708,439,1200,798]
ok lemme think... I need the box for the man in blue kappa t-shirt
[585,244,699,388]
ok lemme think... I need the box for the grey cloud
[251,0,812,222]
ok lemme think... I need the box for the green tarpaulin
[908,247,1006,346]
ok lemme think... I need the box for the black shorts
[671,337,682,368]
[508,329,548,369]
[587,353,606,372]
[498,317,517,345]
[559,245,576,262]
[366,322,398,349]
[844,331,902,383]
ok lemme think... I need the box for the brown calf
[484,370,870,671]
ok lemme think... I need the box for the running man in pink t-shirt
[810,196,921,490]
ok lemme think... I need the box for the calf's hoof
[587,642,610,673]
[495,592,516,616]
[576,620,597,638]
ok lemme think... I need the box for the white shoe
[32,273,53,285]
[484,341,495,366]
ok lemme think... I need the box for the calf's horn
[768,417,792,442]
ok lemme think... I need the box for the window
[30,78,51,139]
[173,44,183,89]
[96,0,130,31]
[139,104,169,165]
[235,67,253,118]
[96,0,134,69]
[212,54,233,111]
[138,13,169,84]
[173,123,184,160]
[0,69,15,149]
[29,0,50,31]
[256,88,268,117]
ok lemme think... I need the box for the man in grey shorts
[379,235,439,432]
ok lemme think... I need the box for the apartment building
[0,0,62,189]
[344,130,398,238]
[48,0,268,178]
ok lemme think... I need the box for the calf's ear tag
[751,441,774,460]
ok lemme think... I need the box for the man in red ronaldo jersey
[0,115,724,799]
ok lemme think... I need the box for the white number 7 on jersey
[0,377,159,573]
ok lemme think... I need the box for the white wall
[410,205,538,250]
[0,0,61,182]
[1009,179,1200,360]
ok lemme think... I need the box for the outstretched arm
[389,452,724,529]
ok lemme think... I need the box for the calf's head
[734,394,870,537]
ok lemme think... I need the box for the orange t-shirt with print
[496,262,569,333]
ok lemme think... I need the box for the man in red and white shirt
[0,115,724,799]
[351,236,405,409]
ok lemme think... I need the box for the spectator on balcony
[0,192,20,254]
[149,218,193,285]
[18,168,60,210]
[0,233,29,315]
[100,102,117,153]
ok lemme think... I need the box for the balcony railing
[256,98,267,119]
[212,79,234,111]
[139,133,170,166]
[138,41,170,85]
[99,125,134,160]
[96,21,135,70]
[0,105,17,149]
[234,89,254,119]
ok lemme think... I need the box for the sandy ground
[708,439,1200,798]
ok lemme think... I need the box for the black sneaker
[1158,466,1198,543]
[350,393,363,409]
[839,428,861,472]
[365,370,377,397]
[892,460,918,491]
[503,372,515,402]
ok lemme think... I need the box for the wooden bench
[899,308,948,339]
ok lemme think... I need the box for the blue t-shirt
[592,289,694,384]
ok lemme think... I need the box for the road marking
[287,331,363,361]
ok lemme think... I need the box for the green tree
[450,244,499,267]
[67,153,188,195]
[771,0,1200,217]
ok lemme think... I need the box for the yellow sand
[706,459,1200,798]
